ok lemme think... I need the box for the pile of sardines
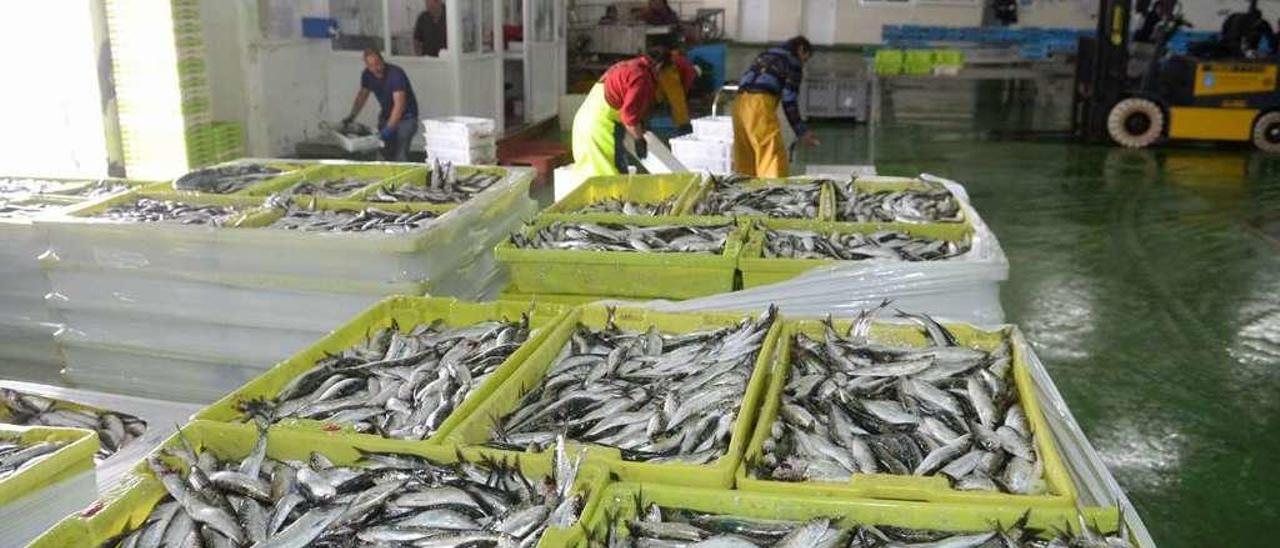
[0,440,67,481]
[269,206,437,233]
[1,388,146,460]
[0,200,59,218]
[173,164,288,194]
[693,175,828,219]
[594,504,1131,547]
[366,160,502,203]
[760,224,970,261]
[239,316,531,440]
[286,178,375,197]
[98,198,241,226]
[836,183,962,224]
[511,221,733,254]
[753,306,1045,495]
[489,307,776,464]
[569,197,678,216]
[105,429,586,547]
[0,177,83,196]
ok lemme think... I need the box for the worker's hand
[379,126,396,141]
[634,137,649,159]
[801,132,821,147]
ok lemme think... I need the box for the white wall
[0,0,110,177]
[835,1,983,45]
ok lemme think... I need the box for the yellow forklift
[1074,0,1280,152]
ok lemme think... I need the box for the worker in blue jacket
[733,36,819,177]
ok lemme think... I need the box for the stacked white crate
[0,200,66,384]
[671,116,735,174]
[423,117,498,164]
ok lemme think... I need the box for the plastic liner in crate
[30,421,602,548]
[194,296,571,444]
[496,215,746,300]
[736,318,1076,507]
[51,300,328,372]
[568,482,1126,547]
[541,173,704,217]
[653,175,1009,326]
[41,164,537,284]
[0,380,200,492]
[239,163,422,198]
[348,164,514,206]
[36,190,264,272]
[681,175,837,221]
[165,159,309,195]
[833,174,970,224]
[0,424,99,548]
[42,261,425,337]
[0,177,159,203]
[444,304,781,489]
[58,338,273,404]
[736,216,973,288]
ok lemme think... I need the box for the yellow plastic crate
[496,215,746,300]
[194,296,571,445]
[569,482,1121,547]
[445,304,781,489]
[834,175,969,224]
[29,421,601,548]
[0,424,99,509]
[347,165,513,205]
[736,319,1077,507]
[737,217,974,288]
[542,173,703,217]
[239,163,421,198]
[681,176,837,221]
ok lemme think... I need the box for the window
[330,0,386,52]
[460,0,495,54]
[533,0,554,42]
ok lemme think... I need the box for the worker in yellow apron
[733,36,819,177]
[655,51,699,134]
[572,46,671,177]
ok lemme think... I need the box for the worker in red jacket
[571,44,672,176]
[656,50,699,134]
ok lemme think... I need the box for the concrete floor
[794,93,1280,546]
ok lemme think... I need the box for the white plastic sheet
[0,380,202,489]
[651,174,1010,325]
[0,469,95,548]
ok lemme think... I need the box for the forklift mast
[1073,0,1134,141]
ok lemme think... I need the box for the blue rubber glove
[379,126,395,141]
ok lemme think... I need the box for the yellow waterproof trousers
[732,92,787,178]
[656,65,690,127]
[572,83,625,177]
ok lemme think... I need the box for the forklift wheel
[1251,112,1280,153]
[1107,98,1165,149]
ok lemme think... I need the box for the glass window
[533,0,553,42]
[399,0,448,57]
[459,0,493,54]
[330,0,385,52]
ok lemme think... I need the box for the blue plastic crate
[302,17,337,38]
[1019,43,1049,60]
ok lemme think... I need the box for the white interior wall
[0,0,110,177]
[835,2,984,45]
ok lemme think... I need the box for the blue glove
[379,126,396,141]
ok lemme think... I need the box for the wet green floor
[795,118,1280,546]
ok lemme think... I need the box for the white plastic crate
[670,134,733,164]
[332,129,383,153]
[681,157,734,175]
[421,116,497,139]
[691,116,734,143]
[424,132,496,151]
[426,143,498,165]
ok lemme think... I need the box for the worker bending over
[733,36,818,177]
[343,48,421,161]
[572,44,672,177]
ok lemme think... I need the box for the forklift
[1073,0,1280,152]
